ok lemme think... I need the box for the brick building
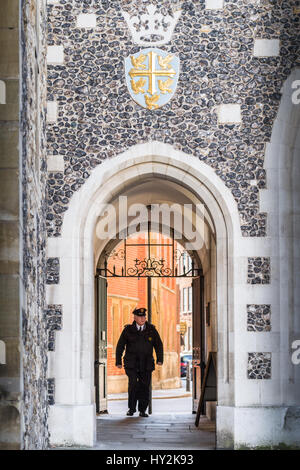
[106,232,181,393]
[177,253,193,353]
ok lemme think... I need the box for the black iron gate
[95,219,204,415]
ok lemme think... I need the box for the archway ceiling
[94,176,214,269]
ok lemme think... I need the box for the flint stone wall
[46,0,299,237]
[21,0,49,450]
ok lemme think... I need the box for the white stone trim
[260,68,300,408]
[47,142,245,446]
[47,45,64,65]
[217,406,300,449]
[47,155,65,172]
[76,13,97,28]
[217,104,241,124]
[205,0,224,10]
[0,80,6,104]
[76,14,97,29]
[0,340,6,364]
[48,404,96,447]
[253,39,280,57]
[47,101,58,123]
[122,5,181,47]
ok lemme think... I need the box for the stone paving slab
[97,413,215,450]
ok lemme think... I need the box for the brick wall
[107,234,180,388]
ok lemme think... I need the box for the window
[181,252,192,274]
[182,286,192,312]
[182,287,188,312]
[188,255,192,272]
[188,286,192,312]
[181,252,186,274]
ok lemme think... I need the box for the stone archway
[46,142,243,447]
[94,182,206,407]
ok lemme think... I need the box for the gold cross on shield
[129,51,176,96]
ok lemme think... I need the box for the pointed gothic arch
[46,142,245,447]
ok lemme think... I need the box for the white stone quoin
[47,101,58,123]
[217,104,242,124]
[205,0,224,9]
[76,14,97,28]
[0,80,6,104]
[0,340,5,364]
[47,45,64,65]
[253,39,280,57]
[47,155,65,172]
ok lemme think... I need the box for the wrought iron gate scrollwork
[97,236,201,278]
[127,257,172,277]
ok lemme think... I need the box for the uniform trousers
[125,369,152,413]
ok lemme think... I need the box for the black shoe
[127,410,135,416]
[139,412,149,417]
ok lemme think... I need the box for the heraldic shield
[125,48,180,110]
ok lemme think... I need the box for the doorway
[48,147,236,448]
[94,228,215,436]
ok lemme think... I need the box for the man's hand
[116,365,122,369]
[157,362,162,366]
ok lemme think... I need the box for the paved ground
[96,392,216,450]
[97,412,215,450]
[51,382,216,450]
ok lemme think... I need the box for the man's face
[134,314,146,326]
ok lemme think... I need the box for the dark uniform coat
[115,321,164,413]
[116,321,163,371]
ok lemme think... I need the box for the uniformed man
[116,307,163,417]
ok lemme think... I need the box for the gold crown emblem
[122,4,181,46]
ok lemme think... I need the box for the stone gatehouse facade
[0,0,300,449]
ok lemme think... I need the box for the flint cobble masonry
[46,305,63,351]
[46,257,60,284]
[247,352,272,380]
[21,0,49,450]
[247,304,271,332]
[47,378,55,406]
[46,0,300,238]
[247,257,271,284]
